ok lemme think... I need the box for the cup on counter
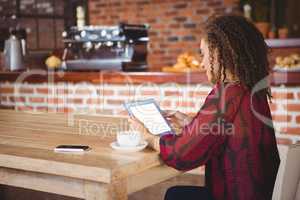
[116,131,142,147]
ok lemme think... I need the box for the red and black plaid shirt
[160,82,280,200]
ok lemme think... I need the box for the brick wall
[88,0,239,70]
[0,82,300,145]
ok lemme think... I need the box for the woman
[131,15,280,200]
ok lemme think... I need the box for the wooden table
[0,110,182,200]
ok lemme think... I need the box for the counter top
[0,71,208,84]
[0,70,299,86]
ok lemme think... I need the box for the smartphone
[54,145,91,152]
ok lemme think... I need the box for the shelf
[266,38,300,48]
[0,70,299,86]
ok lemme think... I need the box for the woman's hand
[128,117,160,152]
[162,110,193,134]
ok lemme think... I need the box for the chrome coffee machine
[62,23,149,71]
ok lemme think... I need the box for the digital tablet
[124,99,174,136]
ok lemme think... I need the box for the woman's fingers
[174,111,189,121]
[128,111,192,137]
[162,110,177,117]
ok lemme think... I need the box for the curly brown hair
[202,15,271,99]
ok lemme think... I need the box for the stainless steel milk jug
[4,35,25,71]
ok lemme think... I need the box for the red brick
[29,97,44,103]
[176,101,195,107]
[47,98,64,104]
[1,97,7,102]
[141,90,160,96]
[296,115,300,124]
[165,11,177,16]
[272,114,292,122]
[0,87,14,94]
[18,88,34,94]
[189,91,209,98]
[173,3,187,9]
[165,91,182,96]
[153,49,166,54]
[88,0,239,70]
[276,138,293,145]
[196,9,210,15]
[36,88,52,94]
[151,24,167,30]
[75,89,92,95]
[10,97,26,103]
[207,1,222,7]
[272,92,294,99]
[150,38,165,45]
[283,104,300,112]
[98,89,114,96]
[118,90,135,96]
[36,106,48,112]
[57,107,74,113]
[173,30,191,37]
[106,99,124,105]
[86,98,103,104]
[268,103,277,111]
[17,106,34,111]
[280,127,300,135]
[56,89,72,95]
[67,98,83,104]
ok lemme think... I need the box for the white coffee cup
[116,131,142,147]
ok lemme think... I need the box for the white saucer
[110,141,148,152]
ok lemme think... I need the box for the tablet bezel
[124,98,174,136]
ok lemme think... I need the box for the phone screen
[54,145,90,152]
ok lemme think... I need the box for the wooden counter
[0,70,299,86]
[0,71,208,84]
[0,110,182,200]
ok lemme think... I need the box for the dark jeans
[164,186,214,200]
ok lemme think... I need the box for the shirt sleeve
[159,83,245,171]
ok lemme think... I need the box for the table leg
[84,181,109,200]
[0,185,5,199]
[109,178,127,200]
[84,179,127,200]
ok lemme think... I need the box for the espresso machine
[62,23,149,71]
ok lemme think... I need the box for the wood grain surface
[0,109,182,200]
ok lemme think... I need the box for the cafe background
[0,0,300,199]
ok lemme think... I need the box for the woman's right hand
[162,110,193,134]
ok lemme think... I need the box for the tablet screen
[124,99,173,135]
